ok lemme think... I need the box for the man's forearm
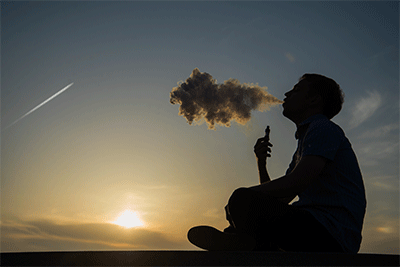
[257,158,271,184]
[250,173,301,198]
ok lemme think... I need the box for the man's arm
[257,158,271,184]
[250,155,327,198]
[254,128,273,184]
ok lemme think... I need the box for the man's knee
[227,187,258,214]
[228,187,278,214]
[230,187,273,203]
[229,187,252,204]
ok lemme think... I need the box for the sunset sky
[1,1,398,253]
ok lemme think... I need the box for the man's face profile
[282,79,312,120]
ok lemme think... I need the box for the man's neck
[294,111,323,128]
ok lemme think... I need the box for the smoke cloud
[170,68,283,129]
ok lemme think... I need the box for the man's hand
[254,139,273,160]
[254,126,273,184]
[254,130,273,161]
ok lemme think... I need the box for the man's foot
[223,225,236,233]
[187,225,256,251]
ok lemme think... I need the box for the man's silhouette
[188,74,366,253]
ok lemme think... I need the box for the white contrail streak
[2,83,74,131]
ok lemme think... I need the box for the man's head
[300,74,344,119]
[282,74,344,124]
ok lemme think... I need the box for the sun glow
[112,210,144,228]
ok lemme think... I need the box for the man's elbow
[287,171,320,195]
[282,173,306,196]
[291,177,309,195]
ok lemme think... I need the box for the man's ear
[309,94,323,107]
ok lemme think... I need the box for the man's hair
[300,73,344,119]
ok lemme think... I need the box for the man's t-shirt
[286,114,367,253]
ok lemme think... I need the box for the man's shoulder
[308,116,345,137]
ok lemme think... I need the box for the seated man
[188,74,367,253]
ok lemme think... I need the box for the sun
[112,210,144,228]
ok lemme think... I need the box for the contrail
[2,83,74,131]
[170,68,283,130]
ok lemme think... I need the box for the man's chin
[282,108,293,120]
[282,108,288,118]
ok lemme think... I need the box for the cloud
[365,175,399,195]
[0,217,189,252]
[368,45,398,67]
[349,91,382,129]
[358,123,398,139]
[360,213,399,254]
[203,208,224,218]
[372,181,399,192]
[359,142,398,158]
[357,141,399,166]
[285,53,295,63]
[376,227,394,234]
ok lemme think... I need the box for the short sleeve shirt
[287,114,367,253]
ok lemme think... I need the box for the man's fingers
[255,137,266,146]
[254,146,272,155]
[254,140,273,150]
[255,138,273,145]
[258,147,271,154]
[255,128,273,158]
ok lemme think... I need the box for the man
[188,74,367,253]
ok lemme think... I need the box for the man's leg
[187,187,263,251]
[225,187,293,250]
[225,187,344,252]
[187,225,256,251]
[268,209,344,252]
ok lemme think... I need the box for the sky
[1,1,398,254]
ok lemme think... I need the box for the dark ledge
[1,251,399,266]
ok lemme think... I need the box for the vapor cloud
[170,68,283,130]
